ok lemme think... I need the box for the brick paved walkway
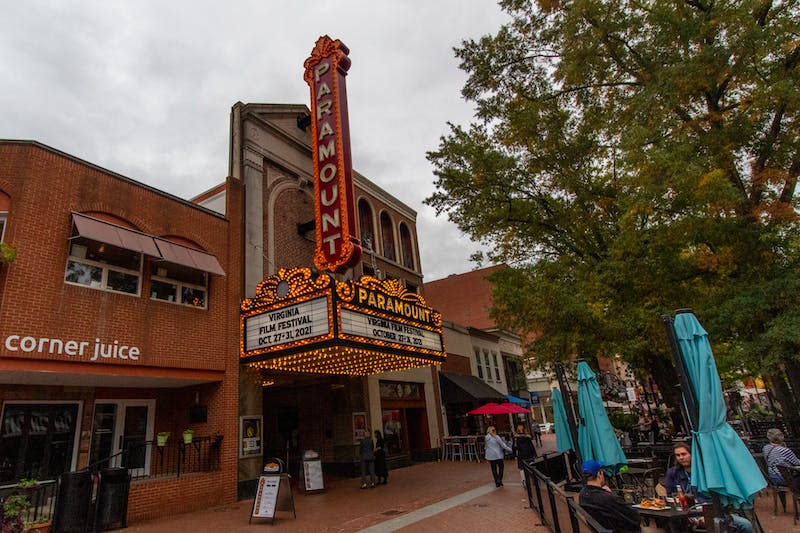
[123,434,798,532]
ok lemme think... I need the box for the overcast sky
[1,1,508,281]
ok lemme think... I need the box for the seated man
[665,442,753,533]
[578,459,641,533]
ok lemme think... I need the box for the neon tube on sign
[304,35,362,273]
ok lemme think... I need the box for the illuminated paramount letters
[304,35,362,273]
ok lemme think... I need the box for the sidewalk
[124,460,545,533]
[123,434,798,532]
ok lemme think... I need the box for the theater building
[0,141,242,521]
[196,97,445,494]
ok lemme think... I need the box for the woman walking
[485,426,512,487]
[513,423,536,487]
[374,429,389,485]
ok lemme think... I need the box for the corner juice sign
[303,35,362,273]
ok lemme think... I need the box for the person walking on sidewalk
[360,431,376,489]
[530,421,542,446]
[374,429,389,485]
[485,425,512,487]
[513,423,536,487]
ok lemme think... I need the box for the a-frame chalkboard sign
[250,473,296,525]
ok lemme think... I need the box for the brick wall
[0,141,243,521]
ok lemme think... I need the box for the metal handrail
[84,435,223,480]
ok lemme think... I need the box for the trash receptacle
[53,470,93,533]
[94,467,131,532]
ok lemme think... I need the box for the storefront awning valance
[506,394,530,407]
[439,372,505,404]
[71,212,160,257]
[155,238,226,276]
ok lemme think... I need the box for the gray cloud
[1,0,504,281]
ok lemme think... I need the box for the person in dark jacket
[374,429,388,485]
[359,431,376,489]
[512,423,536,487]
[578,459,641,533]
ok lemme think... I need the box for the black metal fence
[0,435,223,527]
[0,479,57,525]
[85,435,224,481]
[522,453,612,533]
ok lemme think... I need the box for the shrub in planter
[1,493,28,533]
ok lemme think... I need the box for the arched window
[380,211,396,261]
[358,199,375,251]
[399,222,415,270]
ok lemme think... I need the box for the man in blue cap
[578,459,641,532]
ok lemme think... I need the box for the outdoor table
[634,504,690,533]
[627,458,656,468]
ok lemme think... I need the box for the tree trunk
[782,358,800,413]
[644,351,685,433]
[764,371,795,418]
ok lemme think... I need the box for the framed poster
[240,415,263,459]
[352,412,367,444]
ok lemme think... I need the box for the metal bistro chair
[753,453,789,515]
[464,436,480,462]
[776,465,800,525]
[448,437,464,461]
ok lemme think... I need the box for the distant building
[424,265,529,434]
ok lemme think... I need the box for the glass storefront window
[0,403,78,482]
[382,409,403,455]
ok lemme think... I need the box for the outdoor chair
[642,467,663,497]
[566,497,613,533]
[447,438,464,461]
[752,453,789,515]
[775,465,800,525]
[464,436,479,462]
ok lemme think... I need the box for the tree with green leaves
[426,0,800,420]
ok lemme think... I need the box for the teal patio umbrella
[576,361,627,472]
[551,387,575,453]
[672,312,766,507]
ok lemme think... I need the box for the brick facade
[0,141,243,522]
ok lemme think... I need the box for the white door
[90,400,155,477]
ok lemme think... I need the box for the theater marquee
[240,268,445,376]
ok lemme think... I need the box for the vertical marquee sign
[304,35,362,273]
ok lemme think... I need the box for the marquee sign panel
[243,296,331,353]
[240,268,445,376]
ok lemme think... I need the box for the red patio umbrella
[467,402,528,415]
[500,403,530,414]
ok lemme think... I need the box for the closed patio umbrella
[576,361,627,473]
[551,387,575,453]
[671,312,766,507]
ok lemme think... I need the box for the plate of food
[633,498,668,510]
